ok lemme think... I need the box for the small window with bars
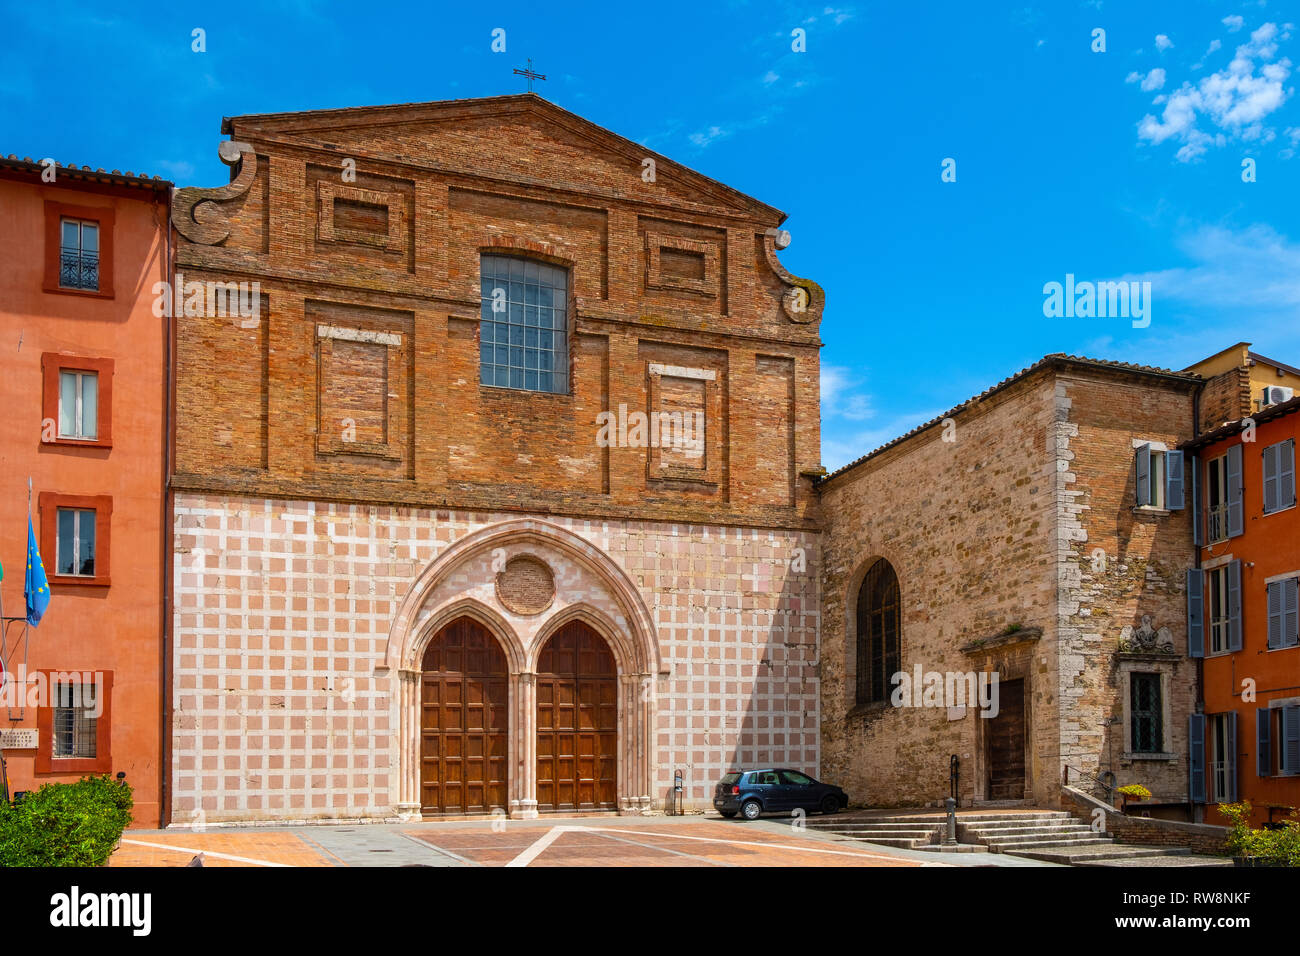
[58,369,98,440]
[479,254,569,393]
[60,218,99,291]
[53,681,98,759]
[55,507,96,577]
[1130,672,1163,753]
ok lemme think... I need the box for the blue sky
[3,1,1297,470]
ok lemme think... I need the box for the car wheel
[741,799,762,821]
[718,810,737,819]
[820,795,841,815]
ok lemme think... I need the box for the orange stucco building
[0,156,170,826]
[1183,393,1300,828]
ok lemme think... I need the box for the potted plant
[1117,783,1151,813]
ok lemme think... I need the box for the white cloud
[1126,71,1141,84]
[1136,22,1293,161]
[1155,34,1174,51]
[1223,15,1245,33]
[688,125,728,148]
[1207,39,1222,55]
[1123,223,1300,316]
[1141,68,1167,91]
[820,366,874,422]
[821,408,947,473]
[762,70,780,85]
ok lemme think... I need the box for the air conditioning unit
[1262,386,1295,408]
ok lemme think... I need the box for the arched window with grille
[479,254,569,393]
[855,558,901,705]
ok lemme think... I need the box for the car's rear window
[719,772,741,784]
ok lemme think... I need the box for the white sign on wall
[0,729,38,749]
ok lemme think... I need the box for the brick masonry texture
[1199,366,1252,432]
[171,95,823,530]
[817,362,1200,809]
[170,495,819,822]
[168,95,825,822]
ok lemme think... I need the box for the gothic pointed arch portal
[385,518,663,818]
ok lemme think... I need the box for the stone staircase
[808,809,1231,866]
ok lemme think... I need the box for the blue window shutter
[1225,711,1237,802]
[1228,560,1243,652]
[1283,439,1297,510]
[1263,442,1280,514]
[1189,714,1206,802]
[1191,455,1203,545]
[1135,444,1152,506]
[1258,708,1271,777]
[1284,707,1300,776]
[1187,568,1204,658]
[1268,581,1284,649]
[1227,444,1244,537]
[1286,578,1300,649]
[1166,450,1185,510]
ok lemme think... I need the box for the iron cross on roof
[512,58,547,91]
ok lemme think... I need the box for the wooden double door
[536,621,618,811]
[419,616,619,815]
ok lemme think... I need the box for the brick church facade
[166,95,824,823]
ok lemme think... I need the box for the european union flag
[25,513,50,626]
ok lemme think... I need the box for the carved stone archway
[382,519,662,818]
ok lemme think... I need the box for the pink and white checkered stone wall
[170,492,820,824]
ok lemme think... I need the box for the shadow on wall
[714,550,815,805]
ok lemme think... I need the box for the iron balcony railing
[60,248,99,290]
[1207,504,1229,543]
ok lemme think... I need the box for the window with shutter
[1227,444,1244,537]
[1223,711,1237,802]
[1258,708,1271,777]
[1264,442,1281,514]
[1186,568,1204,658]
[1269,580,1285,650]
[1266,578,1297,650]
[1286,578,1300,649]
[1263,438,1296,514]
[1191,454,1203,545]
[1135,443,1152,507]
[1282,706,1300,776]
[1227,560,1243,652]
[1166,450,1185,510]
[1189,713,1207,803]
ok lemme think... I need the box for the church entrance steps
[807,808,1225,863]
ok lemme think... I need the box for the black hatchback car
[713,768,848,820]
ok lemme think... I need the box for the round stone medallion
[495,555,556,616]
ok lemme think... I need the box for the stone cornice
[960,626,1044,655]
[169,472,822,534]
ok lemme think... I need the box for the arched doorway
[420,617,508,815]
[536,620,617,811]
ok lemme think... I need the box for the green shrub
[1218,801,1300,866]
[0,775,133,867]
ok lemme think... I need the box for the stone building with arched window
[817,356,1204,813]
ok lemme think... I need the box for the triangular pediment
[223,94,782,222]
